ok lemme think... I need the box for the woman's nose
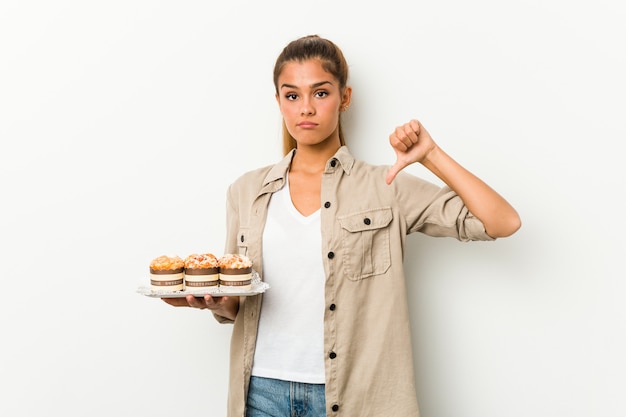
[300,99,314,115]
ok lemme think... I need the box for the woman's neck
[291,140,341,174]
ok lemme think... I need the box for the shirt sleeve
[392,170,495,242]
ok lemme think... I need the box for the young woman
[164,34,521,417]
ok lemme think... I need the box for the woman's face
[276,59,351,149]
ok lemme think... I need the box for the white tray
[137,270,269,298]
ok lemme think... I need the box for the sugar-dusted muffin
[184,253,220,291]
[149,255,185,291]
[218,254,253,290]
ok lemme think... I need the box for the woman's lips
[297,121,318,128]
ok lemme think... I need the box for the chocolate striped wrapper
[184,267,220,289]
[219,267,252,289]
[150,268,185,291]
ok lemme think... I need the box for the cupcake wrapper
[219,279,252,287]
[150,267,184,275]
[220,267,253,275]
[185,267,219,275]
[185,280,219,287]
[150,278,184,286]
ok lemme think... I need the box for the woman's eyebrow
[280,81,333,90]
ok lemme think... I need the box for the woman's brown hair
[273,35,350,155]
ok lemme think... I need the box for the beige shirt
[216,146,494,417]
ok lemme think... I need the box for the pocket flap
[338,207,393,232]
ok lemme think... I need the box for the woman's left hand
[161,294,240,321]
[386,119,437,184]
[385,119,521,238]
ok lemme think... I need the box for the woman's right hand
[162,295,239,321]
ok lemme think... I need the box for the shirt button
[327,251,334,259]
[329,351,337,359]
[324,201,331,208]
[329,303,336,311]
[332,404,339,412]
[363,217,371,225]
[330,159,337,167]
[240,235,245,242]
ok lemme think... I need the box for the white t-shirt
[250,174,326,384]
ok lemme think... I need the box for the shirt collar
[326,146,355,175]
[259,146,355,195]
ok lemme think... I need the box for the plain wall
[1,1,624,416]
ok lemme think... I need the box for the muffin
[184,253,220,291]
[218,254,253,290]
[149,255,185,291]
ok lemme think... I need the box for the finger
[207,295,228,304]
[391,127,412,151]
[403,120,420,148]
[390,135,408,152]
[393,122,421,151]
[389,130,402,151]
[204,294,233,310]
[386,160,407,185]
[409,119,421,135]
[401,124,419,145]
[186,294,207,309]
[203,294,222,309]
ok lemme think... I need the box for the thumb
[385,160,406,185]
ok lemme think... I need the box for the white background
[1,1,624,416]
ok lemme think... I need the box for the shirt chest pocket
[338,207,392,280]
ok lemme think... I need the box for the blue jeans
[246,376,326,417]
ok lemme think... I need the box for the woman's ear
[341,86,352,111]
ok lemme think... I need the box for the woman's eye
[315,91,328,98]
[286,93,298,101]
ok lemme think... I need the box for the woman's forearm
[422,146,521,238]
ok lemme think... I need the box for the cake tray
[137,270,269,298]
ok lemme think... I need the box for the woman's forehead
[278,59,337,88]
